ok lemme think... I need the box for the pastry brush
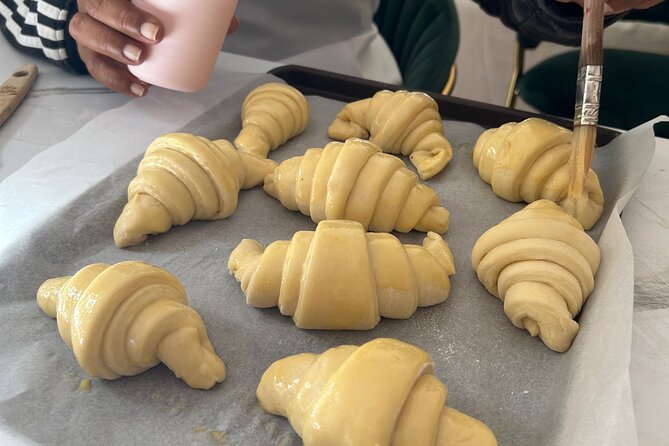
[565,0,605,219]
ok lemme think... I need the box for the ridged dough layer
[328,90,453,180]
[264,138,450,234]
[471,200,601,352]
[228,220,455,330]
[472,118,604,229]
[114,133,276,248]
[37,261,226,389]
[257,338,497,446]
[234,83,309,158]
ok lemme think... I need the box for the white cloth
[223,0,402,84]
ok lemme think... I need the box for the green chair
[518,49,669,134]
[374,0,460,94]
[507,3,669,137]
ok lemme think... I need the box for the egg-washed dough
[327,90,453,180]
[257,338,498,446]
[264,138,450,234]
[228,220,455,330]
[36,261,226,389]
[234,82,309,159]
[471,200,601,352]
[472,117,604,229]
[113,132,276,248]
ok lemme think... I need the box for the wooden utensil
[567,0,604,202]
[0,64,38,128]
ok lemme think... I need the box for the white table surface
[1,39,668,445]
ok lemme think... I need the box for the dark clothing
[473,0,625,46]
[1,0,627,73]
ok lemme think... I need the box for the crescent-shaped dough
[113,132,276,248]
[327,90,453,180]
[257,338,497,446]
[36,261,226,389]
[264,138,450,233]
[471,200,601,352]
[228,220,455,330]
[472,118,604,229]
[234,83,309,158]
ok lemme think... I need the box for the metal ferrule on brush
[574,65,603,126]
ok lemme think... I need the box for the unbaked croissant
[327,90,453,180]
[114,132,276,248]
[264,138,450,234]
[234,83,309,158]
[257,338,497,446]
[36,261,226,389]
[472,117,604,229]
[471,200,601,352]
[228,220,455,330]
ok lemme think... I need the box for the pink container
[130,0,238,92]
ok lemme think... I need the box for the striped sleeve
[0,0,86,73]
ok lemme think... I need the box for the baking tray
[269,65,621,146]
[0,66,647,446]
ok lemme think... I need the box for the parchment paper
[0,74,660,446]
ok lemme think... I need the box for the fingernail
[123,44,142,62]
[130,83,146,97]
[140,22,159,41]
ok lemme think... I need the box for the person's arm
[1,0,166,96]
[472,0,625,46]
[2,0,238,97]
[0,0,86,73]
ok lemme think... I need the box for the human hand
[70,0,239,97]
[557,0,666,15]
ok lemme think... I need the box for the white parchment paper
[0,73,662,446]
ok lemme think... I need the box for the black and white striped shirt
[0,0,85,72]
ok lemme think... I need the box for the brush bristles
[568,125,597,199]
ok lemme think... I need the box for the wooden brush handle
[574,0,605,129]
[579,0,605,68]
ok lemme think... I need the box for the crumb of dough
[210,430,227,443]
[193,425,207,433]
[78,378,91,392]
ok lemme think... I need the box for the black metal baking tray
[269,65,620,146]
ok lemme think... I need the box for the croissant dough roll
[257,338,497,446]
[228,220,455,330]
[36,261,226,389]
[327,90,453,180]
[472,117,604,229]
[114,132,276,248]
[264,138,450,234]
[471,200,601,352]
[234,83,309,158]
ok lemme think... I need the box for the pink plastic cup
[130,0,238,92]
